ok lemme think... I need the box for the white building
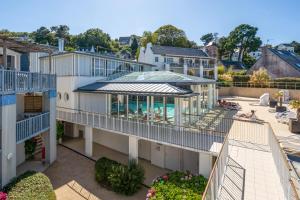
[276,43,295,52]
[248,50,262,60]
[38,48,219,177]
[0,37,57,187]
[138,43,218,80]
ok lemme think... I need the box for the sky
[1,0,300,45]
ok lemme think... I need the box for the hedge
[274,77,300,83]
[232,75,250,82]
[147,171,207,200]
[95,157,145,195]
[3,171,56,200]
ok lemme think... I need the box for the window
[64,93,69,101]
[155,57,159,62]
[166,57,174,64]
[57,92,61,100]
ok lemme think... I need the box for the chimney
[58,38,64,52]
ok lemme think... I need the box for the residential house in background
[276,43,295,53]
[249,47,300,78]
[0,36,57,187]
[248,48,262,60]
[118,36,139,46]
[138,43,218,79]
[204,41,218,59]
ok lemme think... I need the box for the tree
[200,33,214,45]
[130,37,139,58]
[50,25,70,39]
[31,26,54,44]
[75,28,112,52]
[250,68,270,84]
[291,41,300,55]
[152,25,191,48]
[242,53,256,69]
[227,24,262,62]
[140,31,154,47]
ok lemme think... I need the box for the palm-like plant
[275,91,284,107]
[289,100,300,121]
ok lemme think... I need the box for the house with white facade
[0,36,57,187]
[37,47,220,177]
[276,43,295,53]
[138,43,218,80]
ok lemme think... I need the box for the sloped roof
[152,45,208,57]
[269,48,300,72]
[106,71,215,84]
[119,37,131,44]
[76,82,191,96]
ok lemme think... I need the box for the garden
[95,157,145,195]
[217,66,300,89]
[146,171,208,200]
[1,171,56,200]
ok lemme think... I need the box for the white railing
[16,112,50,144]
[0,69,56,94]
[202,123,300,200]
[56,108,226,152]
[268,125,300,200]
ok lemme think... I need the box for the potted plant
[289,100,300,133]
[275,91,287,112]
[56,121,64,144]
[269,97,277,108]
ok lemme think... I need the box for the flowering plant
[0,192,7,200]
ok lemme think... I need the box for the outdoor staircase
[33,135,44,160]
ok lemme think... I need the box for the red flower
[0,192,7,200]
[162,175,169,181]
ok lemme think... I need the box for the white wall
[138,140,151,160]
[199,152,212,178]
[16,142,25,166]
[165,145,181,171]
[16,94,24,120]
[93,129,129,154]
[0,47,21,70]
[78,93,107,113]
[151,143,165,168]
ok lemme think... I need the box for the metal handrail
[16,112,50,144]
[0,68,56,94]
[217,81,300,90]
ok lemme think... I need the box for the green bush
[95,157,119,184]
[3,171,56,200]
[95,157,145,195]
[232,75,250,82]
[25,138,37,160]
[147,171,207,199]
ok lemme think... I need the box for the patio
[45,145,148,200]
[60,137,169,186]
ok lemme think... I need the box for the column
[85,126,93,157]
[165,63,170,71]
[151,96,154,121]
[208,84,213,109]
[200,60,204,78]
[163,97,167,122]
[198,152,212,178]
[129,136,139,163]
[48,53,52,74]
[183,64,188,75]
[213,84,217,107]
[146,96,150,121]
[1,95,16,186]
[45,90,57,164]
[73,124,80,138]
[3,41,7,68]
[214,61,218,80]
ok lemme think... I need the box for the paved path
[44,145,148,200]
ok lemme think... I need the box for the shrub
[232,75,250,82]
[25,138,37,160]
[217,65,225,75]
[148,171,207,200]
[3,171,56,200]
[56,121,64,140]
[274,77,300,83]
[95,157,119,184]
[250,68,270,85]
[95,157,145,195]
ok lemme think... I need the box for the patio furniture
[289,119,300,133]
[269,100,277,108]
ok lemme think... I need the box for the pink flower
[162,175,169,181]
[0,192,7,200]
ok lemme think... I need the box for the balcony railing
[56,107,226,152]
[217,81,300,90]
[202,122,300,200]
[16,112,50,143]
[0,69,56,94]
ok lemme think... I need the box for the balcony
[56,108,225,153]
[0,69,56,95]
[16,112,50,143]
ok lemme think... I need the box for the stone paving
[44,145,148,200]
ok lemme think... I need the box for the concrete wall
[93,129,129,154]
[16,142,25,166]
[219,87,300,99]
[78,93,107,113]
